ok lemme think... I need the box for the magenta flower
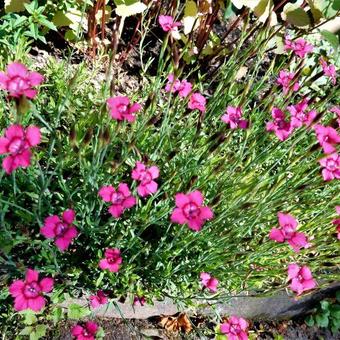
[40,209,78,252]
[178,80,192,98]
[158,15,181,39]
[314,124,340,154]
[220,316,249,340]
[277,70,300,95]
[99,248,122,272]
[269,212,309,252]
[287,264,316,295]
[72,321,99,340]
[131,161,159,197]
[266,108,294,141]
[165,74,181,93]
[107,96,141,122]
[9,269,54,312]
[333,206,340,240]
[171,191,213,231]
[99,183,136,218]
[319,153,340,181]
[285,37,313,59]
[287,98,317,128]
[165,75,192,98]
[133,295,146,306]
[0,62,43,99]
[89,290,108,309]
[320,58,336,85]
[200,272,218,293]
[188,92,206,113]
[0,124,41,174]
[221,106,248,129]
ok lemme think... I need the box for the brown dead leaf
[160,313,192,334]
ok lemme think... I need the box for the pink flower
[287,264,316,295]
[158,15,181,39]
[107,96,141,122]
[285,37,313,59]
[133,296,146,306]
[165,75,192,98]
[200,272,218,293]
[287,98,317,128]
[131,161,159,197]
[269,212,309,252]
[178,80,192,98]
[99,248,122,272]
[221,106,248,129]
[0,124,41,174]
[165,74,181,93]
[171,190,213,231]
[188,93,206,113]
[277,70,300,95]
[332,206,340,240]
[320,58,336,85]
[266,108,294,141]
[40,209,78,251]
[319,153,340,181]
[89,290,108,308]
[72,321,99,340]
[9,269,54,312]
[99,183,136,218]
[314,124,340,154]
[0,62,43,99]
[220,316,249,340]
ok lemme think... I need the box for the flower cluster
[221,106,248,129]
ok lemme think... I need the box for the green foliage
[305,292,340,334]
[67,303,90,319]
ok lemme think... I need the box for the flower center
[283,224,295,238]
[183,202,200,219]
[111,191,124,204]
[56,223,67,236]
[118,104,128,113]
[326,159,336,170]
[8,137,25,154]
[139,170,152,184]
[24,282,41,298]
[8,77,28,93]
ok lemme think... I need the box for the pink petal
[189,190,204,206]
[98,185,114,202]
[99,259,109,270]
[0,137,9,154]
[208,278,218,292]
[269,228,285,242]
[220,323,230,334]
[287,263,300,279]
[28,72,44,86]
[200,272,211,283]
[200,206,213,220]
[64,226,78,239]
[26,269,39,283]
[27,296,45,312]
[303,279,316,290]
[145,181,158,195]
[5,124,24,139]
[122,196,136,209]
[175,193,190,208]
[300,266,313,280]
[149,166,159,179]
[23,89,38,99]
[7,62,28,77]
[336,206,340,215]
[14,149,32,168]
[71,325,84,336]
[62,209,75,224]
[9,280,25,297]
[118,183,131,197]
[2,155,15,174]
[108,204,124,218]
[322,168,334,181]
[290,278,303,294]
[108,263,120,272]
[39,277,54,292]
[86,321,99,334]
[90,296,100,308]
[25,126,41,146]
[55,237,71,251]
[278,212,297,229]
[14,295,28,311]
[170,208,187,224]
[187,218,204,231]
[129,103,141,114]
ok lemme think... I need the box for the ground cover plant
[0,0,340,338]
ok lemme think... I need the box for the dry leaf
[160,313,192,334]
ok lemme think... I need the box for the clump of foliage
[0,0,340,338]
